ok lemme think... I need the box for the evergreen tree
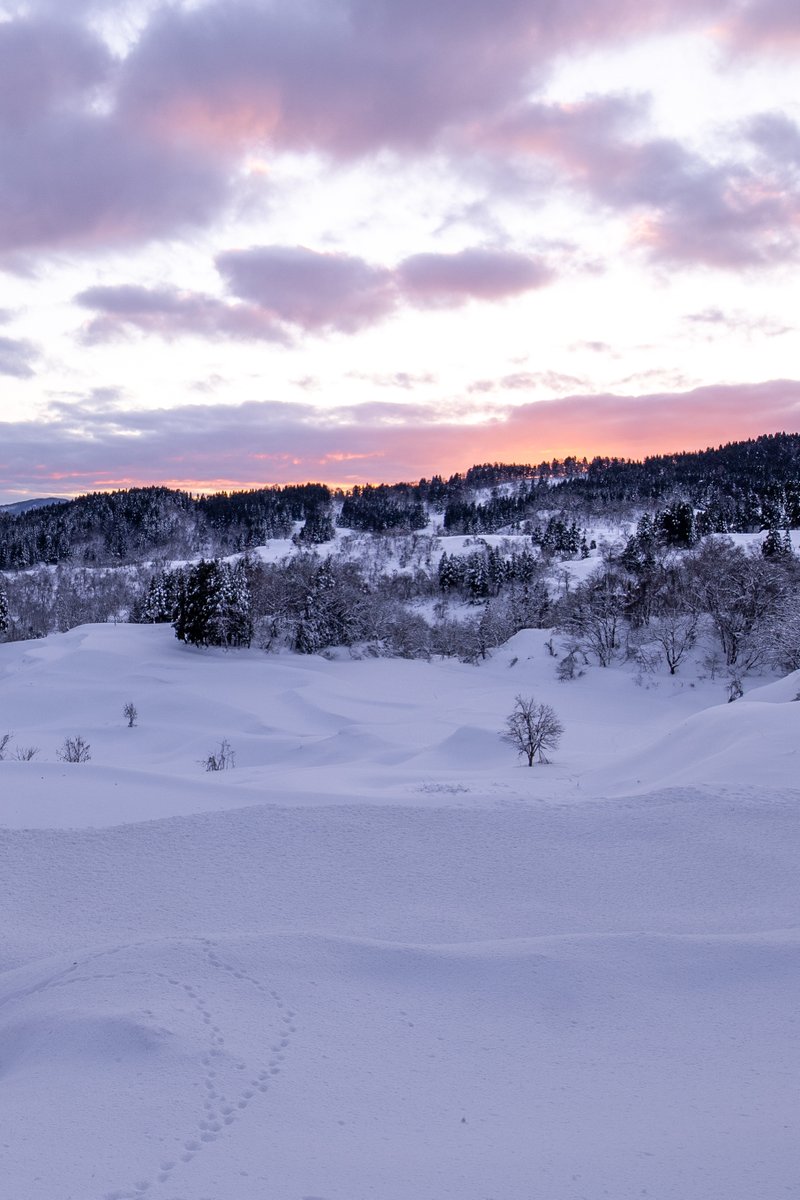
[174,560,252,648]
[437,552,460,592]
[294,507,336,545]
[657,501,697,548]
[214,561,253,647]
[761,527,792,558]
[141,567,184,622]
[0,583,8,637]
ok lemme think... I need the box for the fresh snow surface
[1,623,799,1200]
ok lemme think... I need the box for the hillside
[1,433,798,571]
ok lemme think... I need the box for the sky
[1,0,799,501]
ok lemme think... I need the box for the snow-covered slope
[1,624,799,1200]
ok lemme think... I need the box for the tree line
[2,434,799,569]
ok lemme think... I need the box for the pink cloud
[397,248,552,307]
[481,96,800,269]
[117,0,730,160]
[720,0,800,51]
[2,380,798,498]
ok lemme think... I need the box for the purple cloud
[397,248,552,307]
[0,112,232,259]
[216,246,397,334]
[0,0,776,268]
[75,284,288,343]
[117,0,730,159]
[0,16,111,126]
[468,370,588,394]
[0,12,236,260]
[482,96,800,269]
[117,0,546,157]
[721,0,800,50]
[746,112,800,165]
[685,308,793,339]
[0,335,39,378]
[0,0,791,272]
[77,244,556,341]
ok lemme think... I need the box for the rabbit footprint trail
[100,939,299,1200]
[0,937,297,1200]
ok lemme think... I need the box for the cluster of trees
[555,536,800,678]
[438,545,542,598]
[1,435,799,574]
[1,564,135,639]
[1,434,798,684]
[130,547,552,663]
[0,483,333,569]
[138,559,252,647]
[3,525,798,682]
[338,484,427,533]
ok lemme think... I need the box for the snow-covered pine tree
[215,561,253,648]
[177,559,253,648]
[761,527,792,558]
[294,507,335,545]
[141,567,184,622]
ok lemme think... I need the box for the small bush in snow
[123,701,138,728]
[13,745,39,761]
[58,735,92,763]
[0,732,11,760]
[557,648,584,681]
[201,738,235,772]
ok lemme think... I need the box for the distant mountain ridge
[0,497,68,517]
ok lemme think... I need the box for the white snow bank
[595,690,800,794]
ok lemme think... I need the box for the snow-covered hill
[2,625,799,1199]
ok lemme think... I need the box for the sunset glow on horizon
[1,0,799,502]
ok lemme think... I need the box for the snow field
[1,623,800,1199]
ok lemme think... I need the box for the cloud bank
[76,245,554,340]
[1,0,795,270]
[3,380,798,499]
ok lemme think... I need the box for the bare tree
[0,732,11,760]
[558,567,629,666]
[502,695,564,766]
[123,701,138,728]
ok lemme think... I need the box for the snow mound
[593,692,800,794]
[738,669,800,704]
[411,723,508,769]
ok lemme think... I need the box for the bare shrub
[0,732,11,760]
[123,701,138,728]
[13,746,39,761]
[201,738,235,772]
[58,735,92,763]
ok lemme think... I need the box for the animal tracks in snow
[0,937,298,1200]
